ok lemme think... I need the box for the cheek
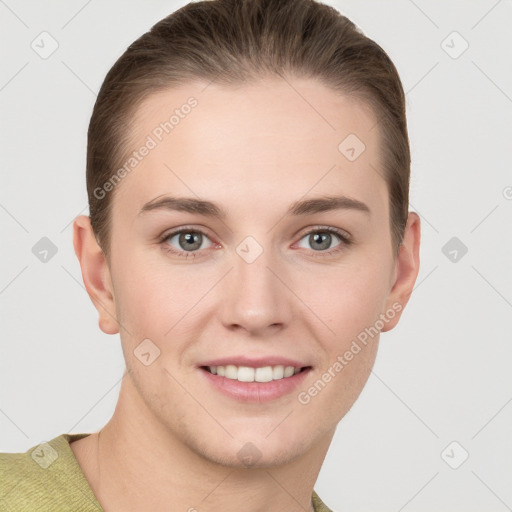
[317,259,391,345]
[294,262,388,423]
[110,248,190,341]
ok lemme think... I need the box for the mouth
[201,364,310,383]
[199,363,312,403]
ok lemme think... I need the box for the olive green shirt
[1,433,333,511]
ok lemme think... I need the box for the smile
[199,363,312,402]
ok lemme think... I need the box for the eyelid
[296,225,352,242]
[158,224,216,242]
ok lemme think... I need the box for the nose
[218,239,293,337]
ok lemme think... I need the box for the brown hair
[87,0,410,258]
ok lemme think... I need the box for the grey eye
[297,231,342,251]
[166,231,210,252]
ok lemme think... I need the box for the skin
[71,77,420,512]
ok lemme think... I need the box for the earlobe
[381,212,421,332]
[72,215,119,335]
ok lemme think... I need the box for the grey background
[1,1,511,511]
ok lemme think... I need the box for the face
[95,77,407,467]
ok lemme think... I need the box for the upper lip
[198,356,309,368]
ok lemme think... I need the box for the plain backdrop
[1,1,511,511]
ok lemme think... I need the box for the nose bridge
[221,234,290,333]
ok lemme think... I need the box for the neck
[82,370,332,512]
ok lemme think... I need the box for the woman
[0,0,420,510]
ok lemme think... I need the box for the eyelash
[158,225,352,260]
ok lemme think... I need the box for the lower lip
[199,367,311,403]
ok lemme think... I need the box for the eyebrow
[138,194,370,219]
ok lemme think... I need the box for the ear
[72,215,119,335]
[381,212,421,332]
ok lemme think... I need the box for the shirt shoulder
[0,433,103,511]
[312,489,334,512]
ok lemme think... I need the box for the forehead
[114,77,385,221]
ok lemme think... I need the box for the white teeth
[255,366,273,382]
[225,364,238,379]
[272,365,284,379]
[237,366,255,382]
[284,366,295,378]
[207,364,304,382]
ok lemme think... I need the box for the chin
[184,422,316,469]
[202,441,306,469]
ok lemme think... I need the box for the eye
[295,227,351,256]
[160,227,215,259]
